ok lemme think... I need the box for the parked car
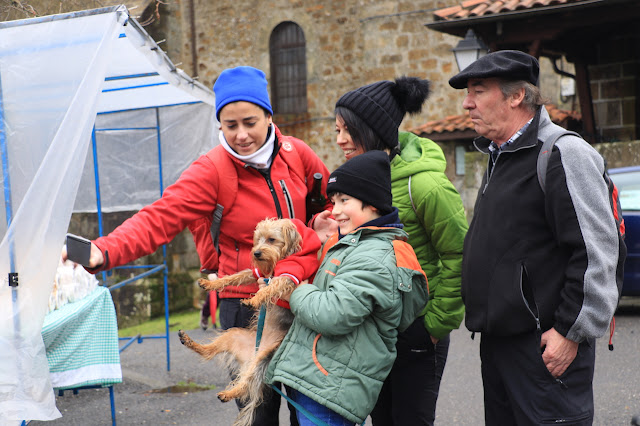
[608,166,640,296]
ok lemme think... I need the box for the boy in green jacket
[265,150,429,425]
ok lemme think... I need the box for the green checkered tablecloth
[42,286,122,389]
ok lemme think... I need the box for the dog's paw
[217,390,233,403]
[198,278,213,290]
[241,297,261,308]
[178,329,191,346]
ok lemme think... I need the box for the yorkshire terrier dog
[178,218,302,426]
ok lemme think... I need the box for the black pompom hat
[326,150,393,215]
[335,77,430,149]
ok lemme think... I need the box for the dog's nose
[253,250,262,259]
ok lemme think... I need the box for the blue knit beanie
[213,66,273,120]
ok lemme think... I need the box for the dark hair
[335,106,386,152]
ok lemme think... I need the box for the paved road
[31,298,640,425]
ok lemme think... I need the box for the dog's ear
[254,217,272,244]
[281,220,302,257]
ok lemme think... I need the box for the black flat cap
[449,50,539,89]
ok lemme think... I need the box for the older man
[450,50,624,425]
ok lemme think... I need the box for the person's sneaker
[200,309,208,331]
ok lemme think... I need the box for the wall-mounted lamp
[452,29,489,72]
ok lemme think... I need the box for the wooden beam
[528,39,542,58]
[574,62,596,142]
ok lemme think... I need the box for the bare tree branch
[138,0,166,27]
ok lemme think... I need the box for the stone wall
[147,0,465,172]
[596,140,640,169]
[108,270,201,328]
[590,33,640,142]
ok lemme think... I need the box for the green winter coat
[265,226,428,424]
[392,132,468,339]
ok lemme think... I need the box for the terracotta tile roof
[433,0,587,21]
[410,104,581,137]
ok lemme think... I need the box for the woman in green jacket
[334,77,468,425]
[265,151,429,425]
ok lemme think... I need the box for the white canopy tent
[0,5,217,422]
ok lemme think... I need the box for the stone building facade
[590,34,640,143]
[147,0,466,172]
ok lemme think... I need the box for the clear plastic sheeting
[74,103,215,213]
[0,5,216,422]
[0,10,122,423]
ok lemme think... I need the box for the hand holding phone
[66,234,92,267]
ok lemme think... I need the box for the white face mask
[218,125,275,169]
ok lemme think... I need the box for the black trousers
[370,317,450,426]
[219,298,299,426]
[480,331,595,425]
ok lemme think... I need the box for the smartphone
[66,233,92,267]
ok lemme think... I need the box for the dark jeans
[219,297,255,331]
[480,331,595,425]
[219,298,300,426]
[370,317,449,426]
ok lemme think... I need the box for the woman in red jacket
[63,66,334,426]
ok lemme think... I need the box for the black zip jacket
[461,107,621,342]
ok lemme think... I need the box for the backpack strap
[279,139,307,186]
[205,146,238,254]
[536,130,581,194]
